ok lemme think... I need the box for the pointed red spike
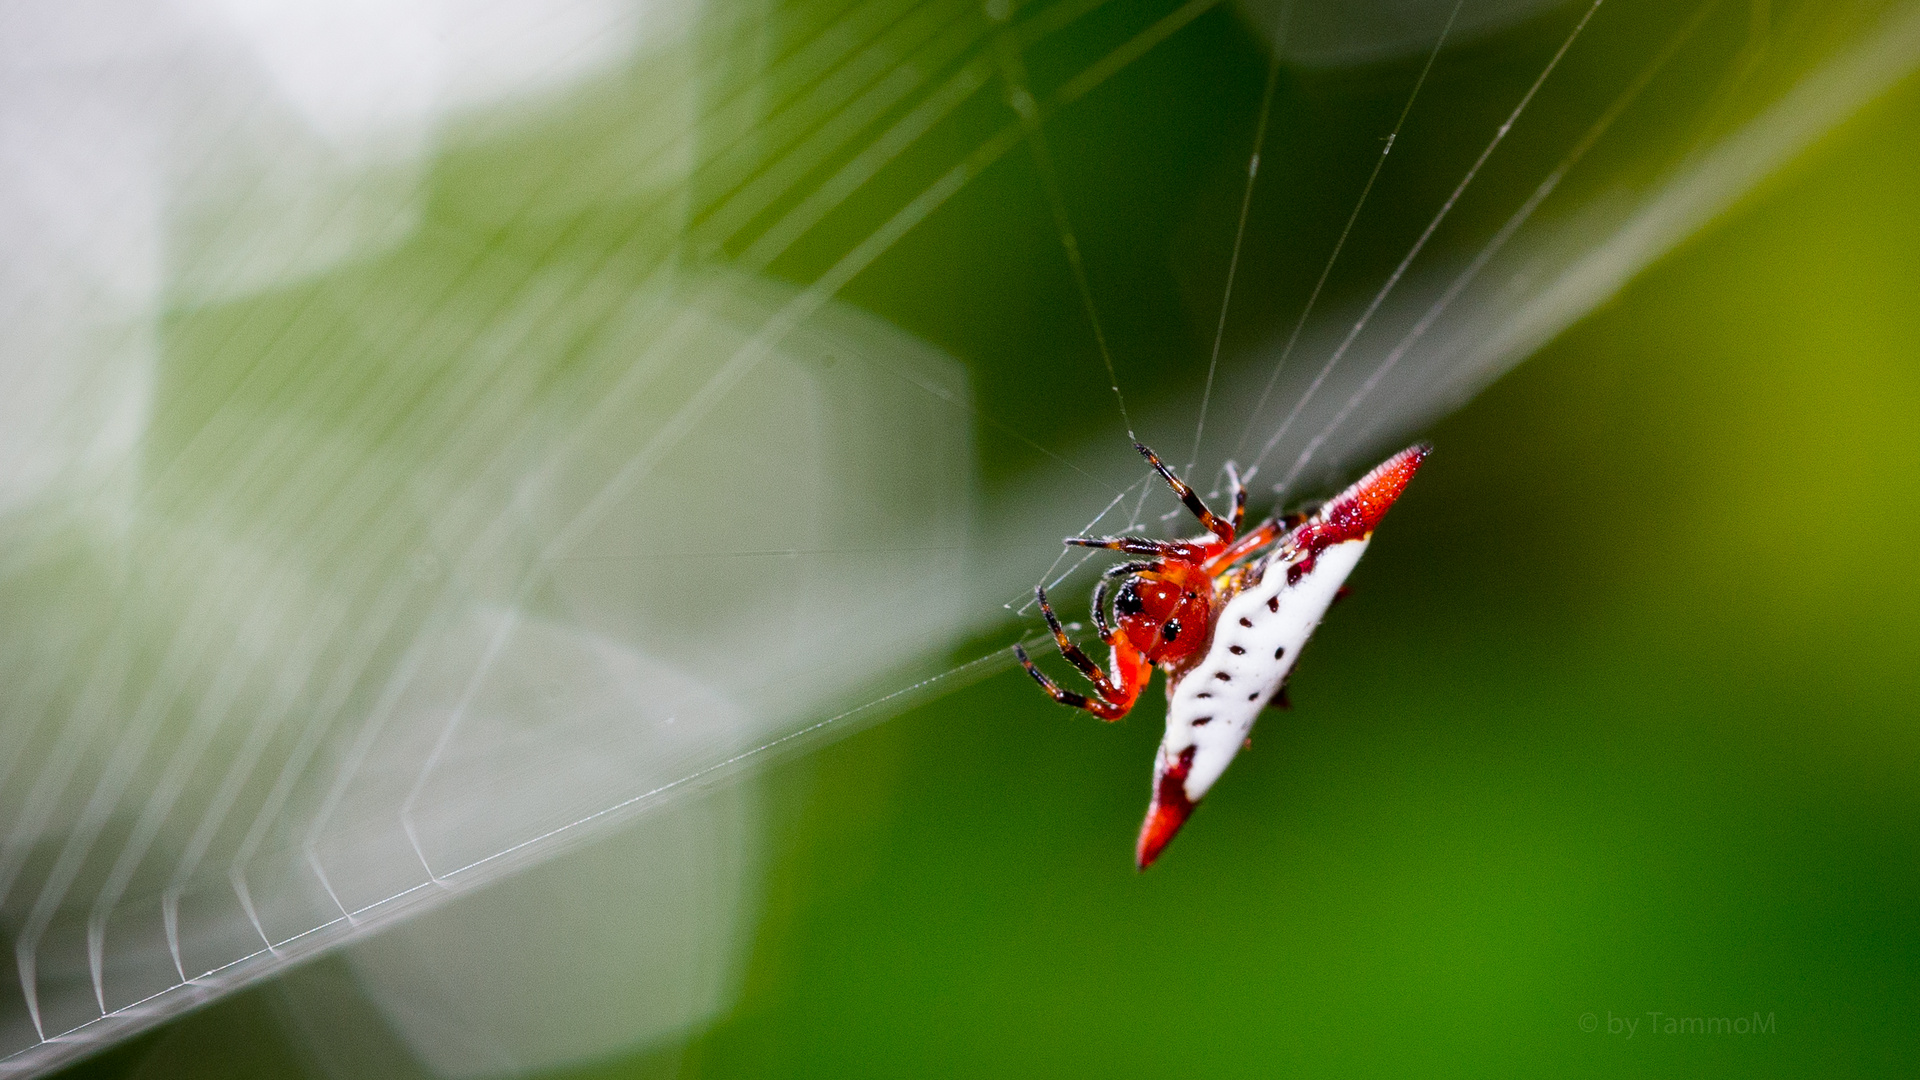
[1136,747,1197,870]
[1289,443,1430,562]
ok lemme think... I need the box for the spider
[1016,442,1429,867]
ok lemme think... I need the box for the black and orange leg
[1136,443,1234,544]
[1014,644,1127,720]
[1032,586,1127,702]
[1089,575,1125,642]
[1224,460,1246,535]
[1203,519,1280,573]
[1064,535,1211,561]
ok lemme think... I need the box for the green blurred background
[664,73,1920,1077]
[46,0,1920,1076]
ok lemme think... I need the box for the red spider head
[1114,574,1211,664]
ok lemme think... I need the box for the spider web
[3,0,1919,1074]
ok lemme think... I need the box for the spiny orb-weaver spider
[1016,442,1429,868]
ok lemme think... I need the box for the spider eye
[1116,577,1192,657]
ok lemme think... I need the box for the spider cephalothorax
[1017,442,1428,867]
[1014,443,1282,722]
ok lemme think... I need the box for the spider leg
[1136,442,1234,543]
[1065,535,1209,560]
[1090,577,1116,641]
[1203,519,1281,574]
[1033,586,1125,701]
[1014,644,1126,721]
[1100,560,1158,580]
[1224,460,1247,536]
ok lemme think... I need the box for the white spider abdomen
[1163,537,1367,803]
